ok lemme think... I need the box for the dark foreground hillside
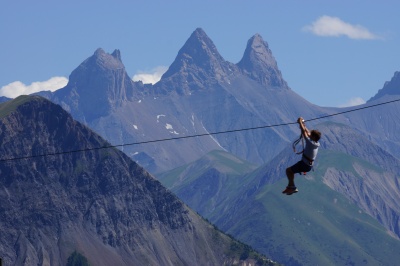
[0,96,276,266]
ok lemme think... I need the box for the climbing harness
[292,120,314,175]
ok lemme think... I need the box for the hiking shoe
[282,186,298,195]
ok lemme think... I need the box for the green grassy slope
[158,150,258,217]
[160,149,400,265]
[0,95,31,118]
[219,150,400,265]
[238,179,398,265]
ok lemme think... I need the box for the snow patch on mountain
[166,123,179,135]
[201,122,225,150]
[157,114,166,122]
[191,114,195,127]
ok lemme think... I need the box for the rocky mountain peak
[157,28,235,94]
[369,71,400,102]
[91,48,124,70]
[54,48,138,122]
[164,27,225,75]
[111,49,122,61]
[237,34,289,89]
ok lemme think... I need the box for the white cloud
[0,77,68,98]
[132,66,168,84]
[339,97,366,107]
[303,16,381,40]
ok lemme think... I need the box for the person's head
[310,130,321,142]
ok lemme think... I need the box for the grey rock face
[0,96,273,266]
[237,34,289,89]
[369,71,400,101]
[53,48,143,122]
[156,28,238,95]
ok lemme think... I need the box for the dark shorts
[290,160,313,174]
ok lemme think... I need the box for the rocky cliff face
[0,96,274,266]
[237,34,289,89]
[156,28,238,95]
[53,48,143,123]
[369,71,400,101]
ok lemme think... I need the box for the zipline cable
[1,97,400,162]
[305,98,400,122]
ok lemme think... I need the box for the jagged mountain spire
[162,28,226,79]
[157,28,236,94]
[54,48,139,122]
[111,49,122,61]
[369,71,400,102]
[237,34,289,89]
[87,48,124,69]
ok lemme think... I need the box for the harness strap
[302,154,314,166]
[292,134,304,154]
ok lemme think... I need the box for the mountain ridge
[369,71,400,102]
[0,95,275,266]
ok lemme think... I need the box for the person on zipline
[282,117,321,195]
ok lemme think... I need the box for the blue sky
[1,0,399,107]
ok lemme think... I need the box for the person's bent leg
[283,166,298,195]
[286,167,295,187]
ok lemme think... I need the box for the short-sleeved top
[302,137,320,164]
